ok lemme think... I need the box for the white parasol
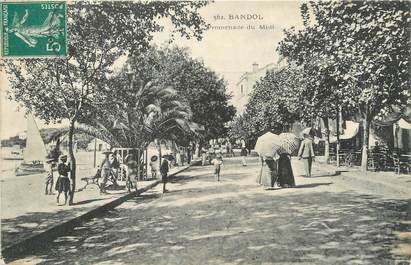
[254,132,286,159]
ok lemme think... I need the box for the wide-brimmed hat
[59,155,67,161]
[151,155,158,162]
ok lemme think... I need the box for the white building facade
[231,62,282,115]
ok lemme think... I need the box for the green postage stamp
[1,1,67,57]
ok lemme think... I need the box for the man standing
[298,135,316,177]
[160,155,170,193]
[125,154,138,192]
[99,151,114,194]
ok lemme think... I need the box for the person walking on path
[125,154,138,192]
[211,154,223,181]
[149,155,159,179]
[99,151,114,194]
[277,153,296,188]
[208,144,215,165]
[298,135,316,177]
[45,158,56,195]
[262,156,279,189]
[176,150,182,167]
[187,145,192,164]
[240,147,248,166]
[201,146,208,166]
[160,155,170,193]
[55,155,71,205]
[226,140,233,157]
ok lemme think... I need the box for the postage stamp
[1,1,67,57]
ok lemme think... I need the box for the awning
[329,120,360,143]
[398,118,411,129]
[373,105,411,126]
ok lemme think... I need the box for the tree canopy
[1,1,209,204]
[278,1,410,169]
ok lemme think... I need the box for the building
[231,62,283,115]
[86,138,111,152]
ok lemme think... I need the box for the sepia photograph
[0,0,410,264]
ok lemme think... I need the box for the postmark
[1,1,67,57]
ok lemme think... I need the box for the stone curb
[314,160,410,197]
[337,170,411,198]
[2,160,201,262]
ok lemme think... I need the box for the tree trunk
[322,117,330,164]
[157,139,162,166]
[361,116,371,172]
[68,118,76,205]
[197,141,203,158]
[137,149,141,181]
[336,110,341,167]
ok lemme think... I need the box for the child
[45,158,56,195]
[211,155,223,181]
[149,155,159,179]
[160,156,170,193]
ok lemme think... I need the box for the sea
[1,147,164,180]
[0,147,24,180]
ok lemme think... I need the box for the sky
[0,0,304,140]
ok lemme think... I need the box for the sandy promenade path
[8,157,411,265]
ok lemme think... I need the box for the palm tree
[75,68,193,151]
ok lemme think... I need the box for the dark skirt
[278,154,296,188]
[55,177,70,192]
[161,173,168,183]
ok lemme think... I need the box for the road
[7,157,411,265]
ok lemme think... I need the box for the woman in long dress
[277,153,296,188]
[259,157,279,188]
[55,155,71,205]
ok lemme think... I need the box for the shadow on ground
[1,198,114,248]
[6,165,411,265]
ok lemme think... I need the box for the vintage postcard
[0,0,410,264]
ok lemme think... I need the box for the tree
[244,67,302,139]
[228,114,252,143]
[78,69,193,150]
[278,1,410,170]
[2,1,208,204]
[154,47,236,141]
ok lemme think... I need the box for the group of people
[43,135,316,203]
[44,150,174,206]
[257,133,316,189]
[201,143,246,166]
[97,150,172,194]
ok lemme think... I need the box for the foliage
[227,114,252,141]
[121,46,236,141]
[156,47,236,140]
[279,1,410,121]
[1,1,209,204]
[244,67,302,137]
[78,73,192,149]
[278,1,410,170]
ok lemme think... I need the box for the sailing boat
[15,114,48,176]
[3,144,24,160]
